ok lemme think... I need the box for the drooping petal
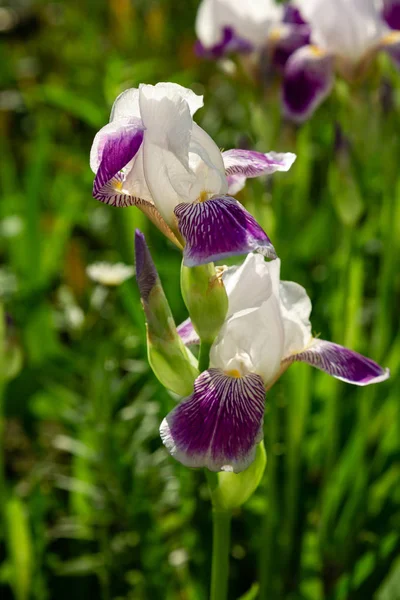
[177,318,200,346]
[91,119,145,205]
[270,23,311,70]
[283,339,390,385]
[382,0,400,30]
[160,368,265,473]
[175,195,276,267]
[283,45,335,122]
[223,149,296,194]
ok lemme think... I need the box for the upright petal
[283,46,334,122]
[283,339,390,385]
[295,0,386,63]
[222,253,274,316]
[160,368,265,473]
[175,195,276,267]
[279,279,312,356]
[223,149,296,194]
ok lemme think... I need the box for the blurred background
[0,0,399,599]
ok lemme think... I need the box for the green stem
[199,341,212,372]
[0,304,5,512]
[210,509,232,600]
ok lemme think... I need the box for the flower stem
[198,341,212,372]
[210,509,232,600]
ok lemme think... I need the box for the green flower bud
[181,262,228,344]
[135,231,198,396]
[212,442,267,511]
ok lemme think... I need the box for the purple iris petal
[271,25,311,71]
[283,4,307,26]
[195,26,253,59]
[283,46,334,123]
[175,195,277,267]
[284,339,390,386]
[382,0,400,29]
[160,368,265,473]
[93,121,144,206]
[177,318,200,346]
[223,149,296,179]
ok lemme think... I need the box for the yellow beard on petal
[225,369,242,379]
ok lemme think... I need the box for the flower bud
[181,262,228,344]
[135,231,198,396]
[212,442,267,511]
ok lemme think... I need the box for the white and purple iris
[157,253,389,473]
[90,82,295,267]
[195,0,310,69]
[283,0,400,122]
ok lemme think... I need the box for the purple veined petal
[177,318,200,346]
[223,149,296,180]
[283,45,335,123]
[93,121,145,205]
[270,24,311,71]
[382,0,400,30]
[175,195,277,267]
[160,368,265,473]
[195,26,254,59]
[283,339,390,386]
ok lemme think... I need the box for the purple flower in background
[380,0,400,30]
[283,0,400,122]
[195,0,310,69]
[159,254,389,473]
[90,82,296,266]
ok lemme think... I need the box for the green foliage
[0,1,399,599]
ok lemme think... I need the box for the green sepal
[135,231,198,396]
[211,442,267,511]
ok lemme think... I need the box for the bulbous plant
[91,81,389,599]
[134,231,388,599]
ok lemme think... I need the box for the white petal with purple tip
[223,149,296,179]
[160,368,266,473]
[283,338,390,385]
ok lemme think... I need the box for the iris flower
[195,0,310,69]
[283,0,400,122]
[159,254,389,473]
[90,82,295,266]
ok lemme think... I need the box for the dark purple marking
[284,339,390,386]
[175,195,276,267]
[160,368,266,472]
